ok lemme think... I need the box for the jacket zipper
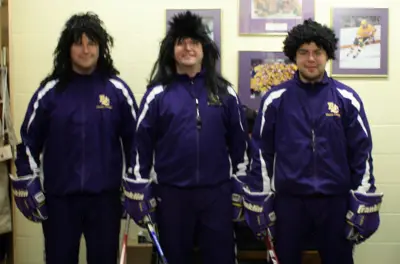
[311,129,316,152]
[311,128,317,180]
[191,80,201,184]
[81,101,86,192]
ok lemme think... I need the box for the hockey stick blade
[144,217,168,264]
[119,215,130,264]
[265,229,280,264]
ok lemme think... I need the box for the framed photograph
[239,0,315,35]
[238,51,297,110]
[166,9,222,72]
[331,7,388,77]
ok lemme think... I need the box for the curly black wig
[147,11,231,99]
[40,12,119,88]
[283,18,339,63]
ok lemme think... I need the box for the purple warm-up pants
[154,181,236,264]
[42,192,121,264]
[274,194,354,264]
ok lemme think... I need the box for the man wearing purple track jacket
[123,11,250,264]
[10,12,138,264]
[243,19,383,264]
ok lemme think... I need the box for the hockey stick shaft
[144,217,168,264]
[119,215,130,264]
[265,229,280,264]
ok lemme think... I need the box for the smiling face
[295,42,328,83]
[174,37,203,74]
[70,33,99,75]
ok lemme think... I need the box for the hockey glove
[243,190,276,240]
[345,190,383,244]
[232,176,245,222]
[122,176,157,228]
[9,174,47,222]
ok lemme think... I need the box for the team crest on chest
[326,102,340,117]
[96,94,112,109]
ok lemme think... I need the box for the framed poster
[239,0,315,35]
[330,7,389,77]
[238,51,297,110]
[166,9,222,72]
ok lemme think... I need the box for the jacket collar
[294,70,330,89]
[175,68,206,81]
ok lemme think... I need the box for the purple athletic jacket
[249,71,375,196]
[15,72,138,195]
[131,71,249,188]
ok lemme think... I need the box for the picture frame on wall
[238,51,297,111]
[166,9,222,72]
[330,7,389,77]
[238,0,315,35]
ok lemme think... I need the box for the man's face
[70,33,99,74]
[174,38,203,68]
[295,42,328,83]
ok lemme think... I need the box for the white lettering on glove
[357,204,381,214]
[12,189,28,197]
[243,200,263,213]
[124,191,144,201]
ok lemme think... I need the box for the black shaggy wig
[147,11,231,99]
[283,18,339,62]
[40,12,119,89]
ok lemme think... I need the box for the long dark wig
[147,11,231,100]
[39,12,119,89]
